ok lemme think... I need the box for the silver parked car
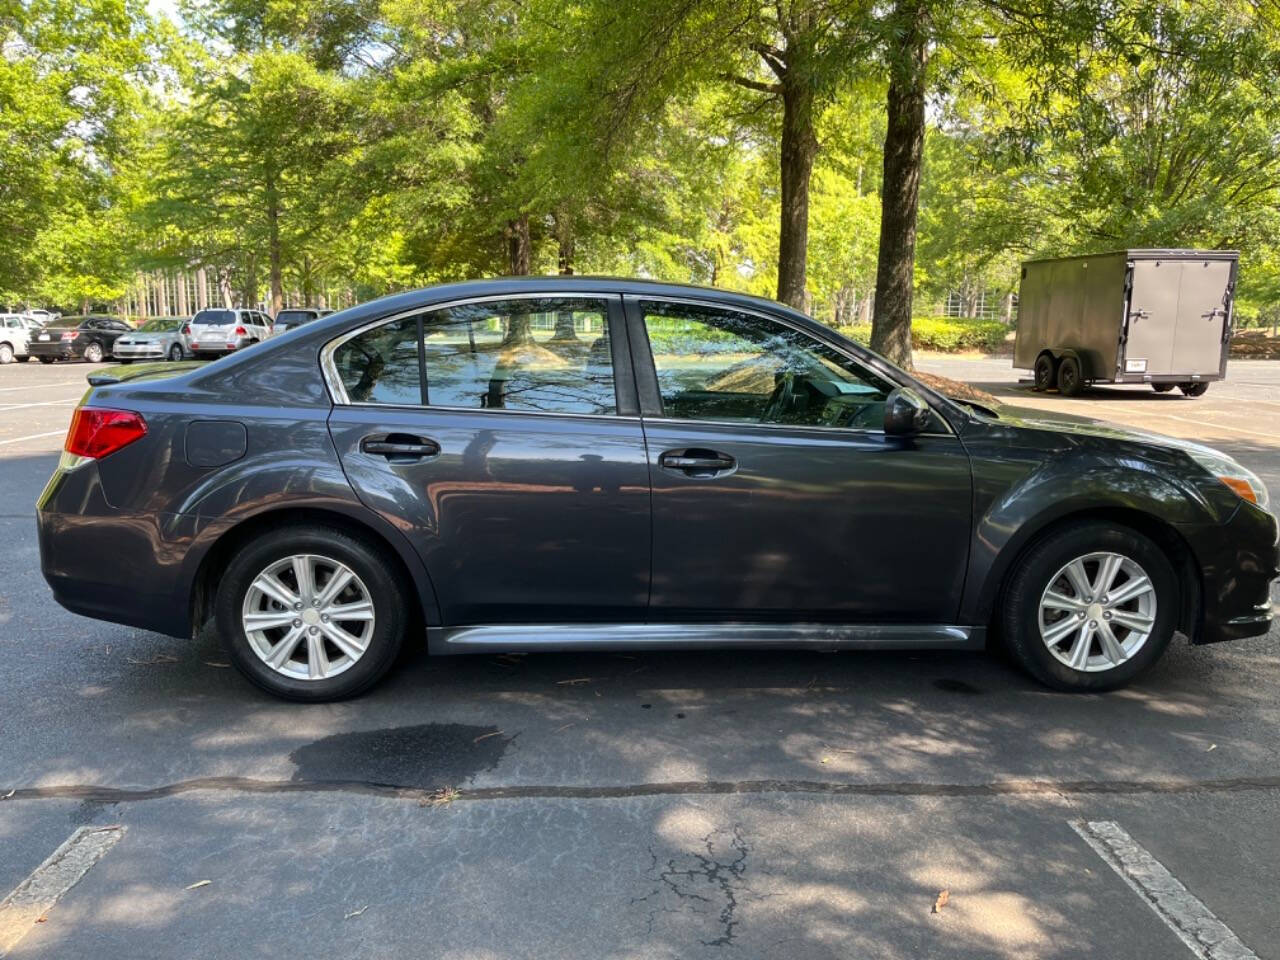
[112,316,191,363]
[0,314,42,363]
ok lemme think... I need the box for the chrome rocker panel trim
[429,623,984,654]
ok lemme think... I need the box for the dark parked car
[27,315,132,363]
[37,279,1277,701]
[272,307,333,334]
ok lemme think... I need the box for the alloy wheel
[241,553,376,681]
[1038,551,1157,672]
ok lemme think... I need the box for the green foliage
[841,315,1010,353]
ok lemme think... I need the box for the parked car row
[3,306,334,366]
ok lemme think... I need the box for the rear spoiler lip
[86,360,203,387]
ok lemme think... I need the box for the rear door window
[332,297,617,415]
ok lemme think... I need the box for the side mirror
[884,387,932,436]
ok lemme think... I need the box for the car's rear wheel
[15,354,29,362]
[83,342,104,363]
[1002,521,1178,691]
[214,525,407,701]
[1033,353,1056,391]
[1180,382,1209,397]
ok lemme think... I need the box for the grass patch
[839,315,1011,353]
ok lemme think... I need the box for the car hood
[987,402,1228,459]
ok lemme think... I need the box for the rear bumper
[1181,502,1279,644]
[189,338,248,356]
[27,343,76,360]
[37,461,198,637]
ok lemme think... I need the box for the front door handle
[660,449,736,476]
[361,434,440,462]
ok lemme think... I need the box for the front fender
[958,433,1221,625]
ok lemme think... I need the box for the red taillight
[61,330,80,341]
[65,408,147,459]
[234,325,247,336]
[181,324,190,334]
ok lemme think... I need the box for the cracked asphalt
[1,356,1278,958]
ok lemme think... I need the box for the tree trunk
[777,76,818,310]
[242,252,258,309]
[196,268,208,311]
[176,270,189,316]
[506,215,531,275]
[266,172,284,316]
[157,271,169,316]
[137,276,149,320]
[870,0,929,369]
[303,255,314,307]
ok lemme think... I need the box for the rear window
[192,309,236,325]
[276,310,316,325]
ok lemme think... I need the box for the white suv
[188,308,273,359]
[0,314,41,364]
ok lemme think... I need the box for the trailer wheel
[1033,354,1057,391]
[1057,356,1084,396]
[1151,383,1175,393]
[1179,382,1208,397]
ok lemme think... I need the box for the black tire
[168,344,183,362]
[1180,382,1208,397]
[83,342,104,363]
[1057,355,1083,396]
[118,358,133,364]
[1002,521,1179,691]
[215,525,408,701]
[15,355,29,363]
[1033,353,1056,391]
[1151,383,1175,393]
[0,343,13,364]
[38,356,54,364]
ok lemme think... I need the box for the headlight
[1187,448,1270,509]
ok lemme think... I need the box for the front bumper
[1181,501,1279,644]
[113,343,169,359]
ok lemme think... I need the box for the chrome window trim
[628,293,956,438]
[320,291,618,408]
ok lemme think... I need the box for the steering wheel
[763,371,796,423]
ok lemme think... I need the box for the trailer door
[1125,259,1181,376]
[1171,259,1231,376]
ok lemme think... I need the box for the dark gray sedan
[36,278,1278,701]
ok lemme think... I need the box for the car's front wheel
[0,343,13,364]
[214,525,407,701]
[1002,521,1178,691]
[38,356,54,364]
[168,344,183,362]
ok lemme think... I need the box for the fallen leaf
[820,757,830,764]
[1207,743,1217,751]
[419,786,459,807]
[185,880,212,890]
[344,905,369,919]
[1,789,14,800]
[473,731,503,743]
[932,889,950,914]
[35,916,47,924]
[556,677,594,686]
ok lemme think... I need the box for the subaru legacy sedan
[37,279,1277,701]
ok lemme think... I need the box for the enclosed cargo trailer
[1014,249,1238,397]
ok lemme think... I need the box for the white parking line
[1071,820,1259,959]
[0,380,83,393]
[0,398,81,412]
[0,430,66,446]
[0,825,125,955]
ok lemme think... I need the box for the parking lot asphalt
[1,355,1277,958]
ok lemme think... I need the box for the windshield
[192,309,235,326]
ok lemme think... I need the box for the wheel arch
[975,506,1201,644]
[188,504,440,638]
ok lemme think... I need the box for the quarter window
[641,300,896,430]
[333,297,616,415]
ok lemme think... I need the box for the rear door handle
[659,449,736,475]
[361,435,440,462]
